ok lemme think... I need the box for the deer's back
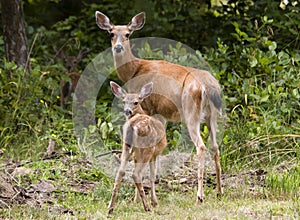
[123,113,166,150]
[123,59,221,122]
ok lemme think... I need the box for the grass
[0,154,299,220]
[1,184,299,219]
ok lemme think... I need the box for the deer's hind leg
[206,109,223,197]
[132,161,151,211]
[149,156,158,207]
[182,80,206,204]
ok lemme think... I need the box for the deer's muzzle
[124,109,132,116]
[114,44,124,53]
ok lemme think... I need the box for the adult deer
[56,48,90,108]
[95,11,223,204]
[108,81,167,214]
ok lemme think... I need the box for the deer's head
[95,11,145,55]
[57,48,90,73]
[110,81,153,119]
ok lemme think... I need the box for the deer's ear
[77,48,90,61]
[95,11,114,31]
[128,12,145,31]
[55,47,66,60]
[110,81,126,99]
[139,82,153,100]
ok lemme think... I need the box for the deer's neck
[113,46,140,83]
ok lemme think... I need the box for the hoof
[217,192,223,199]
[107,207,114,216]
[144,205,151,212]
[151,201,158,207]
[217,188,223,199]
[196,196,204,205]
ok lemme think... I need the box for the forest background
[0,0,299,219]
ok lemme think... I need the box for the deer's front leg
[108,147,130,215]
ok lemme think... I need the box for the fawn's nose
[114,44,124,53]
[124,109,132,116]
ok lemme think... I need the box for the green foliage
[205,17,299,170]
[0,61,77,158]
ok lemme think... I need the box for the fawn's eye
[134,101,138,105]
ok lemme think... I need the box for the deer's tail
[208,87,222,110]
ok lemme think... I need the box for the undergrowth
[0,10,299,218]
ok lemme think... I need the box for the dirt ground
[0,151,268,210]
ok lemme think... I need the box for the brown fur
[96,11,223,206]
[108,81,167,214]
[56,48,90,108]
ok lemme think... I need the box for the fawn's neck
[126,107,146,120]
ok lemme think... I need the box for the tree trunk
[1,0,30,75]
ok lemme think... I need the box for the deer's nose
[114,44,124,53]
[124,109,132,116]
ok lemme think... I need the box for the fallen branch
[95,150,122,158]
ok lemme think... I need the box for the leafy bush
[205,17,300,170]
[0,62,77,159]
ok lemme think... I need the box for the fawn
[108,81,167,214]
[56,48,90,108]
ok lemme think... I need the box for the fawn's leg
[107,147,130,215]
[206,112,223,196]
[182,80,206,204]
[149,157,158,207]
[134,187,141,202]
[132,161,151,211]
[134,159,159,205]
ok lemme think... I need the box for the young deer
[108,81,167,214]
[57,48,90,108]
[96,12,223,204]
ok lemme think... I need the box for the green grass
[0,155,299,220]
[1,184,299,219]
[265,166,300,199]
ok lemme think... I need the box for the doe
[56,48,90,108]
[108,81,167,214]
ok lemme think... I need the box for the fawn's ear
[139,82,153,100]
[127,12,145,31]
[110,81,126,99]
[95,11,114,31]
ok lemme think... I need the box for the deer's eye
[134,101,138,105]
[110,33,115,39]
[125,33,130,38]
